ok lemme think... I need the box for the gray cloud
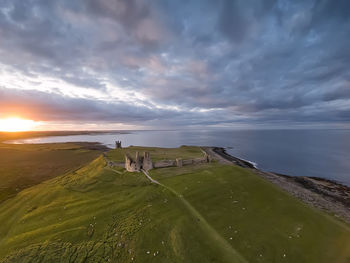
[323,84,350,102]
[0,0,349,128]
[0,87,175,122]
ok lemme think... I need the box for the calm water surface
[9,129,350,185]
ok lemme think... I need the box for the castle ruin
[125,151,153,172]
[115,141,122,149]
[143,152,153,171]
[118,140,211,173]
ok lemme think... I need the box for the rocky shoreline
[210,147,257,169]
[75,142,110,152]
[204,147,350,223]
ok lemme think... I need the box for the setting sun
[0,118,37,132]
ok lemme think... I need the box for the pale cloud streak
[0,0,349,129]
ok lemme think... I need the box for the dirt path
[141,169,160,184]
[141,169,248,263]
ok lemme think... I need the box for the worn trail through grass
[141,169,248,263]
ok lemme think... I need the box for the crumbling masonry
[120,141,210,172]
[125,151,153,172]
[124,152,210,172]
[115,141,122,149]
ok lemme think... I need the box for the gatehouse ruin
[125,151,153,172]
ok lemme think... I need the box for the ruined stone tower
[115,141,122,149]
[125,154,139,172]
[124,151,153,172]
[135,151,141,171]
[143,152,153,171]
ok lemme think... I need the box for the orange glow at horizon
[0,117,37,132]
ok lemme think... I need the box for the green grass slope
[0,143,101,203]
[0,146,349,262]
[151,164,350,262]
[106,145,203,162]
[0,156,241,263]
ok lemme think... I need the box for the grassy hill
[0,143,101,203]
[0,146,349,262]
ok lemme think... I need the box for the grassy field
[0,146,349,262]
[106,146,204,162]
[0,143,102,203]
[151,164,350,262]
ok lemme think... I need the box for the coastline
[0,130,131,144]
[1,131,349,223]
[204,146,350,223]
[210,147,257,169]
[74,142,110,152]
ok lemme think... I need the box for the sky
[0,0,349,130]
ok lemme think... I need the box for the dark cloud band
[0,0,349,127]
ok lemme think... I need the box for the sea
[7,129,350,186]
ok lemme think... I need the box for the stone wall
[193,156,209,164]
[153,153,210,169]
[182,159,193,166]
[153,160,176,168]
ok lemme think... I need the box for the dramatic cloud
[0,0,349,128]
